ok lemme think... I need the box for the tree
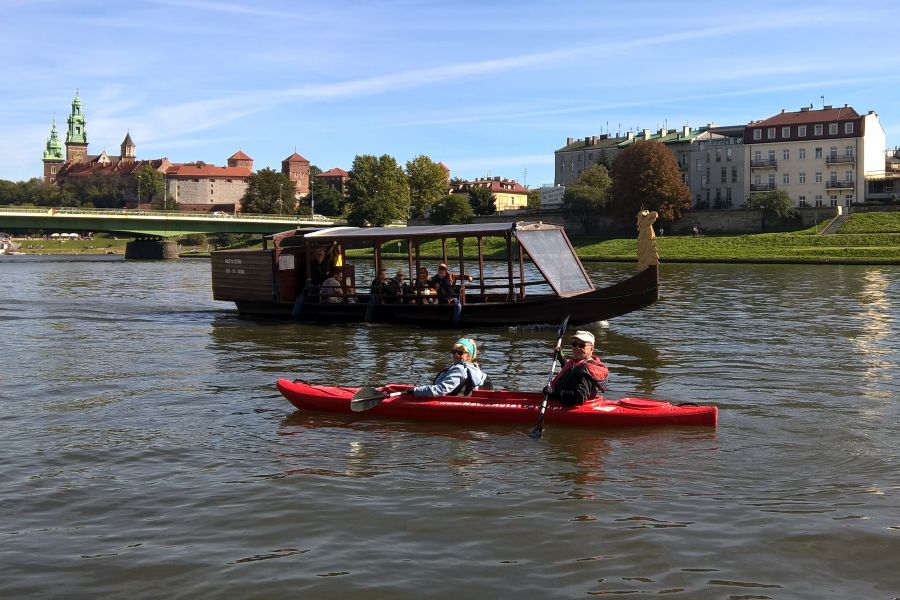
[574,163,612,191]
[346,154,410,226]
[563,185,608,234]
[527,188,542,210]
[429,194,474,225]
[308,165,344,216]
[240,168,296,214]
[131,164,164,206]
[747,189,797,232]
[406,155,447,218]
[67,172,125,208]
[609,140,691,225]
[468,184,495,215]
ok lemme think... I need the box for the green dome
[43,121,64,161]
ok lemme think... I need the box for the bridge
[0,206,339,237]
[0,206,342,259]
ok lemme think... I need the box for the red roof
[58,158,167,178]
[318,167,348,177]
[283,152,309,163]
[452,178,527,195]
[168,164,251,178]
[751,106,861,127]
[438,161,450,171]
[228,150,253,161]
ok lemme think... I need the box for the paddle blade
[349,388,401,412]
[528,425,543,439]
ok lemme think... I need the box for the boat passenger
[415,267,435,304]
[320,268,344,303]
[429,263,473,304]
[385,270,410,303]
[310,246,331,286]
[543,330,609,406]
[412,338,489,397]
[370,269,389,298]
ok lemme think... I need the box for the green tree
[563,185,608,234]
[468,184,495,216]
[527,188,542,210]
[574,163,612,191]
[346,154,410,226]
[240,168,296,214]
[308,165,344,216]
[406,155,447,218]
[429,194,474,225]
[747,189,797,232]
[609,140,690,225]
[66,172,125,208]
[131,164,164,206]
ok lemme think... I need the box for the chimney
[642,129,651,138]
[566,137,573,145]
[599,133,609,140]
[800,106,810,112]
[626,131,634,140]
[824,105,833,110]
[683,125,691,136]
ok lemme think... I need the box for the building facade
[167,154,253,212]
[744,105,886,208]
[317,167,350,196]
[282,152,310,198]
[451,177,529,212]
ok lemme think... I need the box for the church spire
[43,117,64,161]
[65,90,88,162]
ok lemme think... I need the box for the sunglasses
[570,341,589,349]
[452,349,466,356]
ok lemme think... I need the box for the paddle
[350,386,402,412]
[528,314,570,439]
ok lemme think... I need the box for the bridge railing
[0,205,342,223]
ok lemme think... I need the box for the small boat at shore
[212,213,661,328]
[0,233,19,255]
[275,379,717,428]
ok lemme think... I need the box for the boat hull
[276,378,717,428]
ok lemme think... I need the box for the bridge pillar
[125,239,180,260]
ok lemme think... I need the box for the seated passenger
[543,330,609,406]
[370,269,388,297]
[415,267,435,304]
[320,268,344,303]
[309,246,331,286]
[412,338,490,397]
[428,263,473,304]
[385,269,410,303]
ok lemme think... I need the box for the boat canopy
[300,221,593,297]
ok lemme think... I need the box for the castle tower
[120,132,136,163]
[227,150,253,170]
[65,91,88,163]
[42,118,65,184]
[281,152,310,196]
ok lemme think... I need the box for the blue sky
[3,0,899,186]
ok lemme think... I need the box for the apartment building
[691,126,746,209]
[744,105,886,208]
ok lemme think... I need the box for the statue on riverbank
[637,210,659,271]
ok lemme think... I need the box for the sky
[3,0,899,187]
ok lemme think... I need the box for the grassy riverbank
[7,212,899,263]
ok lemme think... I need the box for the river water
[0,256,897,599]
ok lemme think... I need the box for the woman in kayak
[412,338,489,397]
[543,330,609,406]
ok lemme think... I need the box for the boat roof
[302,221,561,243]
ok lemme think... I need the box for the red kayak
[276,379,717,428]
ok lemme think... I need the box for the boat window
[516,229,592,295]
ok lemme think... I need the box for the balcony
[826,154,855,165]
[750,159,778,169]
[749,183,777,193]
[825,180,854,190]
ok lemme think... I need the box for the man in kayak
[543,330,609,406]
[412,338,489,397]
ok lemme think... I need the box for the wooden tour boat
[211,212,661,327]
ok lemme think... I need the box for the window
[815,124,823,135]
[768,174,776,186]
[721,167,727,183]
[844,145,853,157]
[830,195,838,207]
[799,172,806,184]
[715,188,721,202]
[753,174,761,185]
[726,188,732,202]
[799,195,807,207]
[706,150,711,162]
[783,172,790,185]
[782,126,790,138]
[798,125,807,137]
[844,170,853,182]
[578,155,582,162]
[815,147,823,159]
[588,153,593,161]
[753,150,762,161]
[753,129,762,140]
[829,146,838,159]
[783,149,790,161]
[696,159,702,171]
[767,127,776,139]
[830,170,838,184]
[815,194,823,207]
[716,149,722,162]
[727,148,733,161]
[844,122,854,134]
[732,166,738,183]
[815,171,823,183]
[829,123,838,135]
[768,149,776,162]
[845,193,853,204]
[799,147,806,160]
